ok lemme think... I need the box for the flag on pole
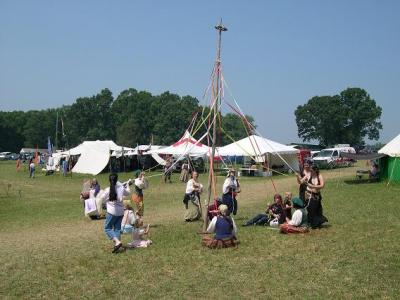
[61,118,65,137]
[47,136,53,155]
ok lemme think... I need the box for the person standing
[29,159,35,178]
[132,171,148,216]
[297,159,312,204]
[179,160,190,183]
[221,169,240,215]
[164,156,173,183]
[305,165,328,229]
[16,157,21,171]
[183,171,203,221]
[103,173,131,253]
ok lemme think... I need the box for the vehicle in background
[7,153,19,160]
[297,149,311,166]
[0,152,12,160]
[311,151,320,159]
[312,146,356,169]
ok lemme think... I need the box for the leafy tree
[150,92,199,145]
[112,89,153,146]
[23,109,58,148]
[295,88,382,147]
[0,87,256,151]
[0,111,26,152]
[339,88,383,145]
[64,89,115,146]
[220,113,256,146]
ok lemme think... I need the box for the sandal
[112,243,123,253]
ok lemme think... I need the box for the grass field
[0,160,399,299]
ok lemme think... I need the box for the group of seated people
[242,192,309,234]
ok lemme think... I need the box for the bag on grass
[84,198,98,216]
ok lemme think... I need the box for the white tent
[216,135,299,171]
[124,145,163,156]
[59,140,128,175]
[378,134,400,157]
[124,145,167,166]
[151,131,210,156]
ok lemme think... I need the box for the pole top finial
[215,19,227,32]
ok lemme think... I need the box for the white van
[312,147,356,168]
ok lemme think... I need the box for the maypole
[203,20,227,231]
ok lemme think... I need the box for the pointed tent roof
[378,134,400,157]
[217,134,298,157]
[152,131,210,156]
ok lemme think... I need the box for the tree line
[1,86,382,153]
[0,88,256,152]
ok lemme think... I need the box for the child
[126,216,152,248]
[121,201,136,234]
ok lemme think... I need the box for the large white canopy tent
[216,134,300,171]
[55,140,131,175]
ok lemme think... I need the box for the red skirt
[280,223,309,234]
[201,235,237,249]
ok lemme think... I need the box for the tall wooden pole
[203,20,227,231]
[55,111,59,150]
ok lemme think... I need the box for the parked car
[0,152,12,160]
[8,153,19,160]
[312,147,356,169]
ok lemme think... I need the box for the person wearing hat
[202,204,238,249]
[280,197,309,234]
[221,169,240,215]
[131,171,149,216]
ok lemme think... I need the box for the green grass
[0,160,399,299]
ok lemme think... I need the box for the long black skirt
[306,192,328,228]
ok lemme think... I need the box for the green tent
[378,134,400,183]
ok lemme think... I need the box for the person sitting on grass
[202,204,238,249]
[369,162,379,180]
[126,216,152,248]
[268,194,286,228]
[242,193,285,227]
[90,178,101,197]
[280,197,309,234]
[121,201,136,234]
[283,191,293,220]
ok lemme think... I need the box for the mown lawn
[0,160,399,299]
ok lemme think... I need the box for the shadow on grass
[343,179,379,185]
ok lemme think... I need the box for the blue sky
[0,0,399,144]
